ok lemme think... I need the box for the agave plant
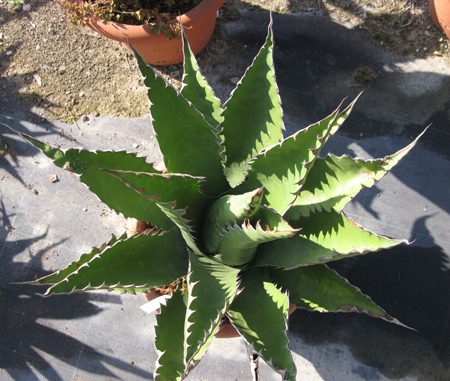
[23,18,424,381]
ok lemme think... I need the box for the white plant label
[140,294,171,314]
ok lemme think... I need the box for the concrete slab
[1,7,450,381]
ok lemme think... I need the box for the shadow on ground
[212,10,450,154]
[0,199,154,380]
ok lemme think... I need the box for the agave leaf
[252,209,407,269]
[154,285,187,381]
[189,324,220,368]
[104,170,210,238]
[268,265,407,327]
[203,187,264,253]
[184,250,240,370]
[221,17,284,187]
[228,267,296,381]
[286,129,427,219]
[21,134,175,231]
[233,102,345,214]
[106,170,209,254]
[326,93,360,137]
[205,187,264,226]
[181,30,224,128]
[156,201,203,256]
[42,229,188,295]
[34,233,126,285]
[134,49,229,196]
[213,211,299,267]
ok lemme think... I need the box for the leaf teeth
[309,147,320,156]
[48,280,152,295]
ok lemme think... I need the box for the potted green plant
[23,20,425,381]
[58,0,225,65]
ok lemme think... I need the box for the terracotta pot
[125,218,148,237]
[144,290,297,339]
[429,0,450,39]
[85,0,225,66]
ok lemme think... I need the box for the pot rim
[86,0,225,43]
